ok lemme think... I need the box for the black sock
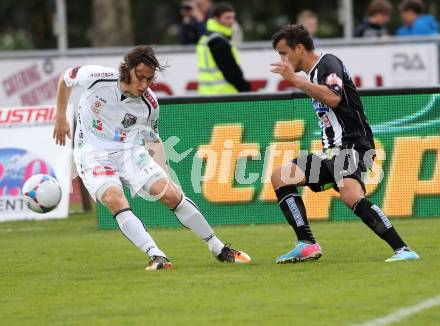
[275,185,316,243]
[352,198,406,251]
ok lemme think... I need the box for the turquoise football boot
[385,247,420,262]
[276,241,322,264]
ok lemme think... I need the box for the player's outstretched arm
[53,71,72,146]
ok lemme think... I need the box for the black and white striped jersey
[308,54,375,153]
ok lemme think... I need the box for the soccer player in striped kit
[270,24,419,263]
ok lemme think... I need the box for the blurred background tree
[0,0,439,50]
[91,0,133,47]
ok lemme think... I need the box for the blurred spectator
[197,2,250,94]
[296,10,319,38]
[178,0,213,44]
[396,0,439,36]
[195,0,213,19]
[232,22,244,43]
[354,0,392,37]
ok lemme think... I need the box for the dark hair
[368,0,392,16]
[119,45,166,83]
[211,2,234,18]
[271,24,315,51]
[399,0,425,14]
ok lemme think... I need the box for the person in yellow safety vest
[197,2,250,95]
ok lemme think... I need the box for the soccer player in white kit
[53,45,251,270]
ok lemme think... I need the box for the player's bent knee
[271,166,283,188]
[161,184,183,209]
[339,180,365,208]
[271,164,305,188]
[99,184,128,212]
[340,193,361,209]
[97,183,122,202]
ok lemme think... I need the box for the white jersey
[64,65,160,151]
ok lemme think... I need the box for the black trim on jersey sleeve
[87,78,118,89]
[317,55,344,98]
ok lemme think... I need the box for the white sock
[174,197,224,255]
[115,209,166,258]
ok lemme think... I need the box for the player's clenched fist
[270,56,297,85]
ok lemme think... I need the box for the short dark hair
[211,2,234,18]
[399,0,425,14]
[368,0,392,16]
[119,45,166,83]
[271,24,315,51]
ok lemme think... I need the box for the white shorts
[74,145,168,201]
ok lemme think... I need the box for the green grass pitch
[1,214,439,325]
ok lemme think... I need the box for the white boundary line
[353,294,440,326]
[0,227,47,233]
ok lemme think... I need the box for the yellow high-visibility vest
[197,19,241,95]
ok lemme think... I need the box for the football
[22,174,62,213]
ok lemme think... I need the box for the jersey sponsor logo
[90,72,115,78]
[113,129,127,141]
[325,73,343,88]
[92,97,106,114]
[69,66,81,79]
[319,113,331,129]
[92,119,103,131]
[121,113,137,128]
[312,98,329,112]
[144,92,158,109]
[92,166,116,176]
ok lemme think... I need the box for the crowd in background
[179,0,439,45]
[0,0,439,50]
[184,0,438,95]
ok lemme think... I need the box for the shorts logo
[92,166,116,176]
[136,153,149,167]
[69,66,81,79]
[114,129,127,141]
[92,119,103,131]
[121,113,137,128]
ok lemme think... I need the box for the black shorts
[292,146,373,193]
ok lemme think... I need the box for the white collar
[307,53,325,78]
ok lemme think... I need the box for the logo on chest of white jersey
[114,129,127,141]
[92,96,107,114]
[121,113,137,128]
